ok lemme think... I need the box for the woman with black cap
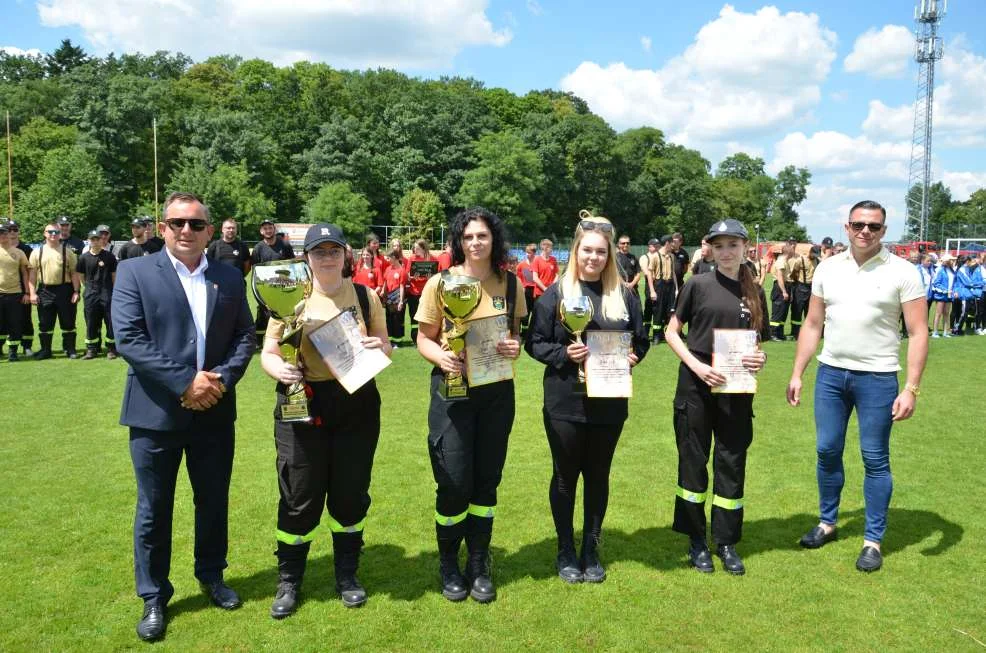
[665,218,768,575]
[525,212,649,583]
[415,207,526,603]
[260,223,391,617]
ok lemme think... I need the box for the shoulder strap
[354,282,371,326]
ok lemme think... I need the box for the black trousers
[653,280,675,336]
[521,286,536,334]
[0,293,24,346]
[37,284,76,341]
[83,294,114,347]
[385,302,405,339]
[977,297,986,329]
[21,302,34,346]
[255,304,271,340]
[130,419,235,605]
[790,282,811,330]
[274,380,380,542]
[427,372,514,520]
[641,290,654,333]
[769,283,790,335]
[672,362,754,545]
[407,294,422,342]
[544,413,624,544]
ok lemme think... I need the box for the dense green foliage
[1,40,815,244]
[905,182,986,241]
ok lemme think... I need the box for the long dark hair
[448,207,509,278]
[738,259,764,335]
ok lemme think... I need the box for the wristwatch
[904,383,920,397]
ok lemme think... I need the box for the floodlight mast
[905,0,946,242]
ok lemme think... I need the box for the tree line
[1,39,814,245]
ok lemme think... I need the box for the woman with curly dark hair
[414,207,526,603]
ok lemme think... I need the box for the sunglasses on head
[579,220,614,234]
[165,219,209,232]
[848,221,884,233]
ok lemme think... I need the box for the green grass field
[1,294,984,652]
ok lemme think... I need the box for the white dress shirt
[165,249,210,370]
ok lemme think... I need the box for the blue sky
[3,0,985,241]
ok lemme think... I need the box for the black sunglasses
[579,220,614,234]
[46,229,61,235]
[165,219,209,232]
[848,221,885,233]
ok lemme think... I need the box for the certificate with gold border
[711,329,758,394]
[584,330,632,398]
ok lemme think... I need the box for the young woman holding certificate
[260,223,391,618]
[525,213,649,584]
[664,218,767,576]
[414,207,526,604]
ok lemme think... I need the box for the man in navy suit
[112,192,255,642]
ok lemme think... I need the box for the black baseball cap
[810,245,821,256]
[785,236,797,244]
[660,235,673,245]
[57,216,72,225]
[88,229,101,239]
[260,219,275,227]
[821,236,834,247]
[706,218,749,242]
[0,223,8,233]
[304,223,347,252]
[648,238,660,246]
[4,219,17,229]
[131,217,147,227]
[96,224,110,233]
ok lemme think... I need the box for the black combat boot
[270,541,309,619]
[106,343,119,360]
[581,532,606,583]
[332,532,367,608]
[556,531,583,583]
[465,531,496,603]
[83,345,98,360]
[436,522,468,601]
[34,333,53,360]
[64,332,78,359]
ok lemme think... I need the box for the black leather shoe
[716,544,746,575]
[270,581,300,619]
[856,546,883,572]
[440,567,469,602]
[688,540,714,573]
[581,548,606,583]
[136,603,166,641]
[799,525,838,549]
[65,350,78,359]
[336,576,367,608]
[201,580,242,610]
[556,548,584,584]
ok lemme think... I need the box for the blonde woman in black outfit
[665,219,767,575]
[525,213,649,583]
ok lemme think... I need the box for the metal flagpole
[153,117,159,220]
[5,111,13,218]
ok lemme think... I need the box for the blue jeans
[813,363,897,543]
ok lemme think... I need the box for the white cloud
[526,0,543,16]
[559,5,837,142]
[861,46,986,148]
[1,45,43,57]
[36,0,511,69]
[640,36,652,53]
[796,182,909,241]
[844,24,913,78]
[770,131,911,182]
[942,171,986,201]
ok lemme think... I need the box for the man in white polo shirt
[786,200,928,573]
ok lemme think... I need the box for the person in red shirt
[366,234,387,272]
[383,250,407,347]
[516,243,538,333]
[389,238,406,267]
[532,238,559,298]
[404,239,438,344]
[436,240,452,272]
[353,248,384,297]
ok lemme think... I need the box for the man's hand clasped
[180,371,226,411]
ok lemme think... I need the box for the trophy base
[440,380,470,401]
[279,391,312,423]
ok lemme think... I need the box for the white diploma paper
[711,329,758,394]
[307,308,392,394]
[464,315,514,388]
[585,330,633,398]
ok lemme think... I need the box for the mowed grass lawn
[1,296,984,651]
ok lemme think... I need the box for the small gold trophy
[559,295,594,394]
[252,261,314,422]
[439,272,482,400]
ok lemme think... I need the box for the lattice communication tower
[906,0,946,241]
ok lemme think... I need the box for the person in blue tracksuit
[974,255,986,334]
[930,254,956,338]
[952,257,974,335]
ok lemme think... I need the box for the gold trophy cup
[252,261,314,422]
[439,272,482,400]
[559,295,594,394]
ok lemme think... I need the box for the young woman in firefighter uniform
[525,214,648,584]
[415,207,526,604]
[665,219,768,576]
[260,223,391,618]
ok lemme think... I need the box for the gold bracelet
[904,383,920,397]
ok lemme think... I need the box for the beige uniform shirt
[266,281,386,382]
[415,267,528,348]
[648,251,674,282]
[0,246,29,294]
[29,244,78,285]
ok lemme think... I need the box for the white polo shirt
[812,247,924,372]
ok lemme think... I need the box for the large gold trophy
[252,261,314,422]
[439,272,482,400]
[559,295,594,394]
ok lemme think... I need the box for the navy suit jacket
[112,250,256,431]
